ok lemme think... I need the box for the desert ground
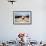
[14,16,32,24]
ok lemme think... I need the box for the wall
[0,0,46,42]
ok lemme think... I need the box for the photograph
[13,11,32,25]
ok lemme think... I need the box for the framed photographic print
[13,11,32,25]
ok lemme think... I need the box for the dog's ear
[18,34,20,38]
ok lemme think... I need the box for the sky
[14,11,32,16]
